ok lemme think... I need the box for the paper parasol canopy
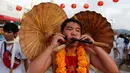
[72,10,114,53]
[19,2,67,60]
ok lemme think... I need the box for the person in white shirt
[115,34,125,60]
[0,22,28,73]
[109,35,120,62]
[127,42,130,66]
[114,34,126,68]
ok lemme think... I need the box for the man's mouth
[64,36,77,43]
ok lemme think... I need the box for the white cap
[10,21,14,23]
[0,24,4,27]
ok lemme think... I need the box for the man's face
[3,31,15,41]
[0,27,3,35]
[62,22,81,45]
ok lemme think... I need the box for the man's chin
[69,42,79,47]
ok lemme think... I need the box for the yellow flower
[78,60,87,67]
[56,67,66,73]
[77,67,86,73]
[56,46,88,73]
[78,56,86,61]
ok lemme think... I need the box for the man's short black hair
[3,22,19,34]
[61,18,82,33]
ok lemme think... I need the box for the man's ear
[14,32,18,38]
[60,31,63,34]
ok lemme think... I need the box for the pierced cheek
[67,34,73,40]
[77,36,81,39]
[66,35,71,39]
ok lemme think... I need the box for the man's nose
[71,30,77,36]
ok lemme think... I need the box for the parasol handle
[70,38,111,49]
[53,44,66,52]
[54,42,111,52]
[10,68,13,73]
[93,42,111,49]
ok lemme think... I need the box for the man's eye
[67,28,72,30]
[8,31,12,33]
[4,30,12,33]
[76,29,80,32]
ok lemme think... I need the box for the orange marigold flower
[56,46,88,73]
[56,67,66,73]
[76,67,86,73]
[78,56,86,61]
[78,61,87,67]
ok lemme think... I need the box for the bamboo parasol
[19,2,67,60]
[72,10,114,53]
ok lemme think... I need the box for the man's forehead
[66,22,81,28]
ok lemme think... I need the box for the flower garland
[56,46,88,73]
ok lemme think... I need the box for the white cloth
[109,35,118,60]
[113,41,116,48]
[115,37,125,59]
[109,48,114,60]
[127,42,130,54]
[0,40,26,73]
[109,41,116,60]
[116,37,125,49]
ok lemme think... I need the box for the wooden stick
[93,42,111,49]
[10,68,13,73]
[54,42,111,52]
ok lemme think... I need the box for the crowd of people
[1,19,130,73]
[2,19,130,73]
[110,33,130,68]
[0,19,119,73]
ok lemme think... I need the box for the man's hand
[80,34,97,55]
[50,33,65,47]
[81,34,95,43]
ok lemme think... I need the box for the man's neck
[6,39,14,46]
[66,46,77,56]
[6,39,14,42]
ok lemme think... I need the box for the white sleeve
[16,42,27,59]
[19,48,26,59]
[128,43,130,49]
[0,40,4,58]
